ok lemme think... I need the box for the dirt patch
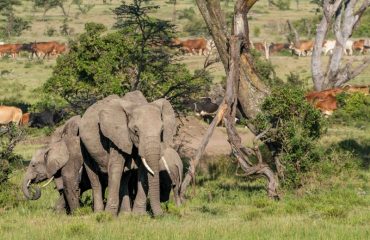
[175,116,255,158]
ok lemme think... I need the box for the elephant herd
[22,91,183,217]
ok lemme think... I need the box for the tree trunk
[180,0,278,202]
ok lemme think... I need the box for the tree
[0,0,30,38]
[311,0,370,91]
[180,0,279,201]
[33,0,68,19]
[43,9,211,113]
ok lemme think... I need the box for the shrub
[0,124,25,184]
[43,1,211,114]
[330,92,370,128]
[253,86,326,188]
[183,18,209,36]
[177,7,196,21]
[253,26,261,37]
[45,26,57,37]
[251,49,283,87]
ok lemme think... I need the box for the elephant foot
[132,207,147,215]
[105,205,119,216]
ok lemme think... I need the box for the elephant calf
[22,116,90,214]
[160,147,183,206]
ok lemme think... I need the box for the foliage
[72,0,95,14]
[352,9,370,38]
[59,17,70,36]
[43,1,211,113]
[33,0,68,17]
[45,26,57,36]
[177,7,208,36]
[0,0,30,38]
[331,92,370,128]
[292,15,321,39]
[0,124,25,184]
[177,7,196,21]
[251,49,283,87]
[253,86,326,188]
[253,26,261,37]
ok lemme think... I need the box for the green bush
[253,86,326,188]
[183,18,208,36]
[0,124,25,184]
[251,49,283,87]
[331,92,370,128]
[353,9,370,37]
[43,1,211,113]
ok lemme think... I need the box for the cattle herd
[0,41,67,59]
[251,38,370,57]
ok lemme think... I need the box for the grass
[0,1,369,239]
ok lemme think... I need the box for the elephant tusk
[41,176,54,188]
[27,179,31,187]
[142,158,154,176]
[161,157,171,174]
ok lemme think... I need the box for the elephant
[22,116,91,214]
[79,90,176,216]
[159,146,183,206]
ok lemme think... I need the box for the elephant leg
[61,160,81,214]
[132,165,148,214]
[105,147,124,215]
[54,190,66,213]
[84,162,104,212]
[119,171,132,214]
[173,184,181,207]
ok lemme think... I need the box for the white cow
[322,40,335,55]
[205,39,215,55]
[0,42,4,45]
[344,40,353,55]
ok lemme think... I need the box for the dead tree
[180,0,279,202]
[311,0,370,91]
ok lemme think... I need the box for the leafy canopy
[42,0,211,113]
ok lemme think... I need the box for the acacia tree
[180,0,279,201]
[311,0,370,91]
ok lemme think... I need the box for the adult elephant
[22,116,91,213]
[79,91,176,216]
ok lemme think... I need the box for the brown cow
[0,44,22,58]
[21,113,30,126]
[0,106,23,125]
[31,41,59,59]
[352,39,370,54]
[289,40,314,57]
[172,38,208,55]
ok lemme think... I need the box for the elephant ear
[152,99,176,148]
[99,100,133,154]
[62,115,81,137]
[45,140,69,178]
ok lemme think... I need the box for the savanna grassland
[0,0,369,239]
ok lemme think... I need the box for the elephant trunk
[144,142,163,217]
[22,173,41,200]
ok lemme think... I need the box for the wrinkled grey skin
[79,91,176,216]
[22,116,90,214]
[159,147,183,206]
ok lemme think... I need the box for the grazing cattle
[305,85,369,116]
[289,40,314,57]
[343,40,353,56]
[352,39,370,54]
[21,113,30,126]
[31,41,59,59]
[269,43,290,54]
[29,109,66,128]
[185,98,219,122]
[0,44,22,58]
[172,38,208,55]
[251,42,266,52]
[53,42,67,55]
[322,40,336,55]
[0,106,23,125]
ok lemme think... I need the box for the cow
[172,38,208,56]
[0,106,23,125]
[31,41,59,59]
[343,40,353,56]
[352,39,370,54]
[322,40,336,55]
[53,42,67,56]
[289,40,314,57]
[343,85,369,95]
[313,94,338,116]
[269,43,290,54]
[20,113,30,126]
[0,42,4,45]
[29,109,66,128]
[0,44,22,59]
